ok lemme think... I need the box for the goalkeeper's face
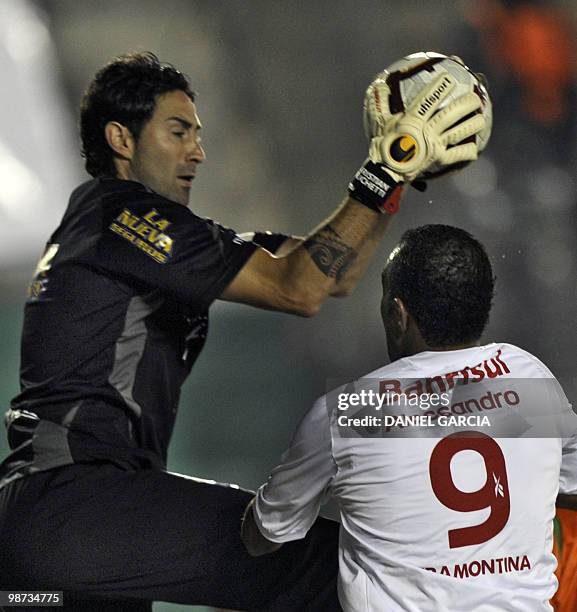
[127,90,205,206]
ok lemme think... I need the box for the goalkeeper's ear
[105,121,138,180]
[104,121,136,161]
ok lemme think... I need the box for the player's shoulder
[71,178,228,241]
[316,342,559,406]
[496,342,558,379]
[315,360,410,417]
[95,178,196,221]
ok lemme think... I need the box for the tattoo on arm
[303,225,357,281]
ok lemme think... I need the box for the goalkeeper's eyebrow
[166,116,202,132]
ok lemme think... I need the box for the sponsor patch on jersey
[424,554,531,579]
[109,208,174,264]
[26,243,60,302]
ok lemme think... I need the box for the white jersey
[254,343,577,611]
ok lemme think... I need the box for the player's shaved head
[80,52,195,178]
[382,224,494,353]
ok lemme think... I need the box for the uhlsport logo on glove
[416,75,453,118]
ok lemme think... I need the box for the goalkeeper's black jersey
[0,178,285,489]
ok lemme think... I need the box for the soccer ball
[364,51,492,180]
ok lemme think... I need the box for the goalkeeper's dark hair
[383,225,494,347]
[80,52,195,178]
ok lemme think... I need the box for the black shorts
[0,464,340,611]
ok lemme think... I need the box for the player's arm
[222,196,392,316]
[241,397,337,556]
[558,429,577,507]
[237,231,296,257]
[239,229,379,300]
[241,498,283,556]
[262,215,392,299]
[222,76,486,315]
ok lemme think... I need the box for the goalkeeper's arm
[220,194,393,316]
[261,216,393,299]
[220,78,486,316]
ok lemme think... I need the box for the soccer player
[243,225,577,611]
[0,53,485,610]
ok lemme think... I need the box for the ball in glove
[364,52,492,182]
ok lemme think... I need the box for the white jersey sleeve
[254,397,337,543]
[559,432,577,494]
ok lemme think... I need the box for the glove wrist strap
[348,160,404,215]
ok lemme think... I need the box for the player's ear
[393,297,409,333]
[104,121,135,161]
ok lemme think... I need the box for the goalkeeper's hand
[365,72,485,182]
[349,72,486,214]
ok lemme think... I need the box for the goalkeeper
[0,52,486,610]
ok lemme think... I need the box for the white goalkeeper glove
[349,72,486,214]
[365,71,486,182]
